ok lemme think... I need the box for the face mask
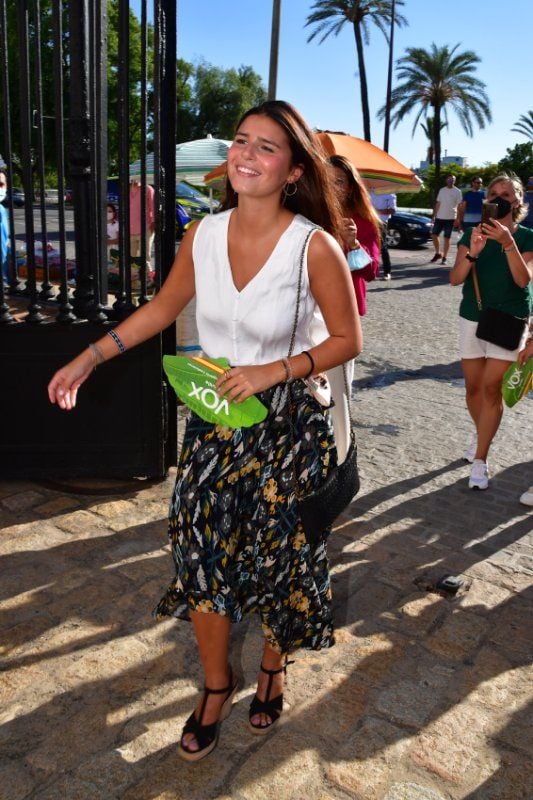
[492,195,512,219]
[0,188,6,202]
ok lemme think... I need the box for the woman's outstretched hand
[48,350,94,410]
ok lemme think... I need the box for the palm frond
[511,111,533,139]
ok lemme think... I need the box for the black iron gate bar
[0,0,178,325]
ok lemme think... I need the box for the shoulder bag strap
[288,225,355,445]
[471,263,483,312]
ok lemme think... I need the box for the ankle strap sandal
[249,659,294,736]
[179,668,239,762]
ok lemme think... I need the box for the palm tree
[420,115,447,166]
[512,111,533,141]
[305,1,407,142]
[378,43,491,197]
[268,0,282,100]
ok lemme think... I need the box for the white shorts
[459,316,530,361]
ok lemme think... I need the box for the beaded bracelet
[107,328,126,353]
[302,350,315,378]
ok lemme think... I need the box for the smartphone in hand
[481,202,498,224]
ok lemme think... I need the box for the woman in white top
[48,100,362,761]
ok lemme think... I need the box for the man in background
[129,178,155,268]
[370,189,396,281]
[457,176,485,231]
[430,174,462,265]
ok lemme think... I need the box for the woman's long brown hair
[220,100,343,238]
[329,154,382,246]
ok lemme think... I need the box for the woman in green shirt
[450,174,533,490]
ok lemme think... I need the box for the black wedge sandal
[248,660,294,736]
[179,668,240,762]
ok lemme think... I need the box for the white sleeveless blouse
[192,209,326,365]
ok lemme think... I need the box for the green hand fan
[163,354,268,427]
[501,359,533,408]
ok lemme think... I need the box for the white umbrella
[129,135,232,187]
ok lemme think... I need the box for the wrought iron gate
[0,0,177,479]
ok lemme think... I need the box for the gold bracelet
[502,241,515,253]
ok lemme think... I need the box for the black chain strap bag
[288,228,360,549]
[471,264,527,351]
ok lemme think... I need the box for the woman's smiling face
[227,114,302,199]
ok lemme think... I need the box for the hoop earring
[283,181,298,197]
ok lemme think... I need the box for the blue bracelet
[107,329,126,353]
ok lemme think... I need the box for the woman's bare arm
[48,221,199,409]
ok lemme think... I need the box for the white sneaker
[463,434,477,463]
[469,459,489,490]
[519,486,533,507]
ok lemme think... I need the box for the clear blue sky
[132,0,532,170]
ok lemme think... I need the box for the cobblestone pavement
[1,243,532,800]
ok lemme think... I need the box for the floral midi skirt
[154,381,336,654]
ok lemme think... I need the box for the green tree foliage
[178,62,267,141]
[305,0,408,142]
[498,142,533,185]
[511,111,533,141]
[378,43,491,199]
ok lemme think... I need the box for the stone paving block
[445,646,531,713]
[330,631,410,688]
[1,489,47,512]
[34,495,80,516]
[425,610,490,661]
[343,580,402,633]
[287,669,368,746]
[0,522,78,563]
[327,717,413,800]
[409,701,499,785]
[229,731,323,800]
[375,679,445,729]
[54,509,108,537]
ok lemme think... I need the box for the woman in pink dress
[329,155,381,316]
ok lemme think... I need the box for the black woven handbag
[288,228,360,548]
